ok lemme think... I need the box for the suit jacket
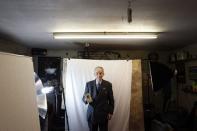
[82,79,114,123]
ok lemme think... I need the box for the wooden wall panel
[130,60,144,131]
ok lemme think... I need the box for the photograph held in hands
[85,93,93,103]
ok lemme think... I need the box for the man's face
[95,68,104,81]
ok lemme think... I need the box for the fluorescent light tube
[53,32,158,39]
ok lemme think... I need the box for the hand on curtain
[107,113,113,120]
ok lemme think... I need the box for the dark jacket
[82,79,114,123]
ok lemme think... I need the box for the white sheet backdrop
[63,59,132,131]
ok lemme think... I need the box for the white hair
[94,66,104,74]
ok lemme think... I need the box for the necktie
[97,83,101,94]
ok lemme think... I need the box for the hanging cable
[127,0,132,23]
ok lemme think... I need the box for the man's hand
[85,93,93,103]
[107,113,113,120]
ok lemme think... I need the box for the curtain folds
[63,59,132,131]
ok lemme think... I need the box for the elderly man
[83,66,114,131]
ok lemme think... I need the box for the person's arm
[82,83,89,104]
[82,82,94,105]
[108,83,114,120]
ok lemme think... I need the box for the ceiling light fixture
[53,32,158,39]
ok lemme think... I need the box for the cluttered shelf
[170,58,197,64]
[169,51,197,63]
[182,86,197,95]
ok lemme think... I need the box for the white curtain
[63,59,132,131]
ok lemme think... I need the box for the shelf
[182,88,197,95]
[169,58,197,64]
